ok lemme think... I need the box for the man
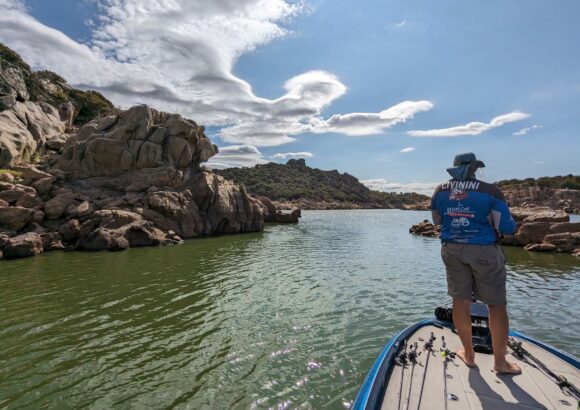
[431,153,521,374]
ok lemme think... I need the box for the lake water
[1,210,578,409]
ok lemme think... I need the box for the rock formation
[0,105,265,259]
[1,43,115,168]
[0,44,268,260]
[497,176,580,213]
[409,220,440,237]
[257,196,301,223]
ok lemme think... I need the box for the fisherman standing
[431,153,521,374]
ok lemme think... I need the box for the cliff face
[0,44,264,260]
[215,159,430,210]
[0,43,115,168]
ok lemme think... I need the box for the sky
[1,0,579,194]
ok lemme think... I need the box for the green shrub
[51,90,68,102]
[0,43,31,71]
[34,70,66,84]
[67,89,115,125]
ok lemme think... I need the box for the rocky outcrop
[409,207,580,255]
[256,195,301,223]
[1,43,116,168]
[273,209,302,223]
[54,105,217,189]
[497,177,580,213]
[409,220,440,237]
[1,103,264,259]
[78,210,167,251]
[0,101,66,167]
[3,232,43,259]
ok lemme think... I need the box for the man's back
[431,178,516,244]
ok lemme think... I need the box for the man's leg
[453,297,476,367]
[488,304,521,374]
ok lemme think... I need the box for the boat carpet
[381,325,579,410]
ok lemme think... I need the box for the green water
[1,210,579,409]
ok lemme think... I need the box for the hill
[214,159,430,210]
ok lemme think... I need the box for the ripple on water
[0,210,578,408]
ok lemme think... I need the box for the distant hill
[213,159,430,210]
[495,175,580,213]
[496,175,580,190]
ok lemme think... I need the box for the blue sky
[1,0,578,193]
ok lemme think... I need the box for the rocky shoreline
[0,105,270,260]
[409,207,580,257]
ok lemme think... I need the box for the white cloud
[272,152,313,160]
[307,101,434,136]
[361,178,438,195]
[408,112,530,137]
[205,145,268,169]
[513,124,542,136]
[0,0,433,147]
[394,20,407,28]
[400,147,415,153]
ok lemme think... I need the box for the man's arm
[431,185,442,225]
[490,188,516,235]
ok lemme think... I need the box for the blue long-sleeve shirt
[431,179,516,244]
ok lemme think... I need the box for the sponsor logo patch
[449,188,468,201]
[446,203,474,218]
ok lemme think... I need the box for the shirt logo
[446,203,474,218]
[449,188,468,201]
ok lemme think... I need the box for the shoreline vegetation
[1,43,578,260]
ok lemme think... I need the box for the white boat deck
[381,325,579,410]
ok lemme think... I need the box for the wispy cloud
[307,101,434,136]
[513,124,542,136]
[0,0,433,147]
[408,112,530,137]
[272,152,314,160]
[400,147,416,153]
[394,19,407,28]
[361,178,437,195]
[206,145,268,169]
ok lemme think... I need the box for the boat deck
[382,325,579,410]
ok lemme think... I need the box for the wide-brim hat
[447,152,485,180]
[452,152,485,168]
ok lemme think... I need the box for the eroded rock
[78,210,166,251]
[3,232,43,259]
[0,206,34,230]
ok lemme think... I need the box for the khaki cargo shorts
[441,242,507,305]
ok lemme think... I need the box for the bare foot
[494,361,522,374]
[456,348,476,368]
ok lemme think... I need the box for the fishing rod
[508,338,580,401]
[416,332,436,410]
[440,336,457,410]
[395,340,408,410]
[404,342,420,410]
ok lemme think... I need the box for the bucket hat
[447,152,485,180]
